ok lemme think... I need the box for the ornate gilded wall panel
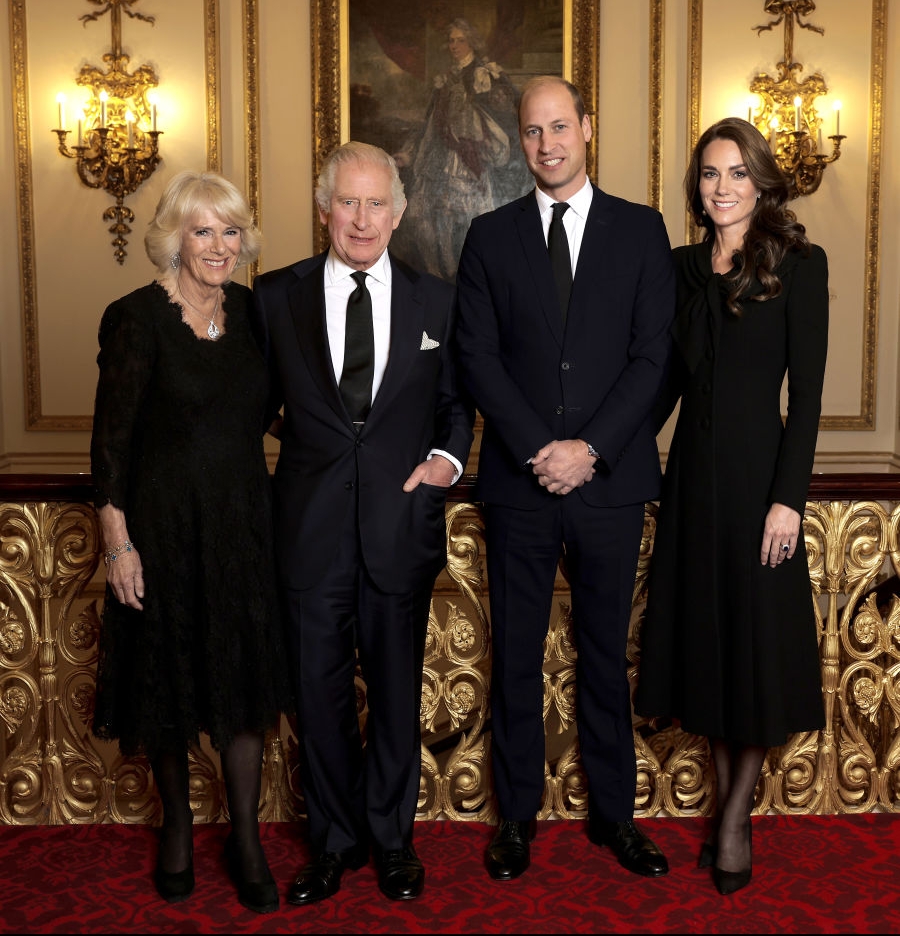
[1,489,899,824]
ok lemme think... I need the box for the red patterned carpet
[1,814,898,934]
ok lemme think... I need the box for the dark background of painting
[348,0,564,279]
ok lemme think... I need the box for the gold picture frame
[10,0,222,431]
[309,0,599,264]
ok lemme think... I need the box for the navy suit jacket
[252,251,474,593]
[456,185,676,509]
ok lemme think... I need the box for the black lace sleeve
[89,286,158,510]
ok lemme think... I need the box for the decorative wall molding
[685,0,884,431]
[10,0,222,431]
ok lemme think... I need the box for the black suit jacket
[456,185,676,508]
[252,251,474,593]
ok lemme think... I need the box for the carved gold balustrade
[1,474,898,825]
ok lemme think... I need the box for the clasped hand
[531,439,596,495]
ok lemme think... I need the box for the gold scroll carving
[1,493,899,825]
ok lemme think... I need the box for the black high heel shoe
[712,822,752,896]
[698,815,720,868]
[154,848,195,903]
[224,834,279,914]
[698,842,717,869]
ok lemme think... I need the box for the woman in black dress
[90,171,291,913]
[635,118,828,895]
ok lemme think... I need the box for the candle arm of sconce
[53,129,74,158]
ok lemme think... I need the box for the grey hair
[448,17,486,55]
[314,141,406,218]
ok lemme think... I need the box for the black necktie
[339,270,374,426]
[548,201,572,324]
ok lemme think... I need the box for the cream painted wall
[0,0,897,473]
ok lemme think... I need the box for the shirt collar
[325,249,391,288]
[535,176,593,218]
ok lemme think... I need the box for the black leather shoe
[287,846,368,906]
[374,845,425,901]
[224,835,279,914]
[588,819,669,877]
[486,818,537,881]
[154,852,194,904]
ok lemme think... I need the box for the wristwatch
[584,441,600,460]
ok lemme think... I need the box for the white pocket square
[420,331,440,350]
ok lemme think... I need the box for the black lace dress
[90,280,292,756]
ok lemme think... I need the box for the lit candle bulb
[768,117,779,153]
[77,110,83,146]
[56,93,66,130]
[125,110,135,147]
[148,92,158,132]
[99,90,108,129]
[152,103,157,132]
[793,95,802,132]
[833,100,842,136]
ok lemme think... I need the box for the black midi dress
[634,242,828,747]
[90,281,291,756]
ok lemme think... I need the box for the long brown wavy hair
[684,117,810,314]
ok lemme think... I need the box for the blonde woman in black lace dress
[90,171,291,913]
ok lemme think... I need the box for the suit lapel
[367,255,423,424]
[514,195,564,344]
[570,187,615,315]
[287,259,348,424]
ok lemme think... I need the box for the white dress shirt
[323,249,462,482]
[535,176,594,274]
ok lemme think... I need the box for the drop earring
[171,252,181,269]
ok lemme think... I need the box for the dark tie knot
[552,202,570,221]
[350,270,369,292]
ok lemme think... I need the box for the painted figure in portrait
[392,18,531,280]
[349,3,563,281]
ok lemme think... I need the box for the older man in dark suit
[252,142,473,905]
[455,76,676,881]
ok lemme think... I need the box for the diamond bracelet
[103,540,134,565]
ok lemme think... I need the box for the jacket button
[556,405,564,415]
[700,416,711,430]
[561,361,571,370]
[344,481,354,490]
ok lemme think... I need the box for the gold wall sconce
[747,1,845,199]
[52,1,162,264]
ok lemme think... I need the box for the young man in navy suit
[253,142,473,904]
[456,76,676,881]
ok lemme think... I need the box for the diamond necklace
[178,286,222,340]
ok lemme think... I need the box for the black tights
[707,739,767,873]
[151,731,268,878]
